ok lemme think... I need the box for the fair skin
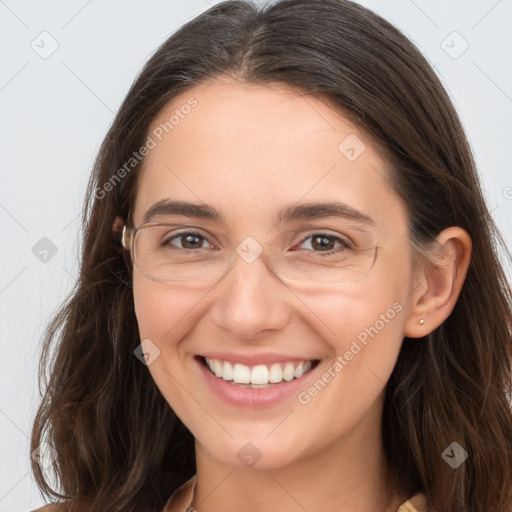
[129,77,471,512]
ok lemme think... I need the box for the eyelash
[163,232,213,251]
[293,233,351,256]
[163,231,352,256]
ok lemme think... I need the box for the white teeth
[282,362,295,381]
[214,359,223,378]
[251,365,269,385]
[233,363,251,384]
[268,363,283,383]
[204,357,315,385]
[222,361,234,381]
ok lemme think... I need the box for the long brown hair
[31,1,512,511]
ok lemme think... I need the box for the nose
[208,244,291,340]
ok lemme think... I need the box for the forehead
[132,77,406,235]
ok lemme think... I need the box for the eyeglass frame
[121,221,380,286]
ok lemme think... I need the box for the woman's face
[131,77,418,470]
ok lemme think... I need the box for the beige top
[162,475,429,512]
[32,475,428,512]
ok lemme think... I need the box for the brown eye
[311,235,336,251]
[293,233,351,256]
[164,232,209,250]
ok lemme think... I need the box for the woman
[30,1,512,511]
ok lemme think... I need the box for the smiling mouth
[197,356,320,388]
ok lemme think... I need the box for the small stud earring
[419,319,424,325]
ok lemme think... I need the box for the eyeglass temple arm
[121,225,133,250]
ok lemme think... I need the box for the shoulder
[162,475,197,512]
[397,491,429,512]
[31,504,64,512]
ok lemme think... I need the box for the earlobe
[404,227,472,338]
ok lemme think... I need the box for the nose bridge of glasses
[230,234,278,274]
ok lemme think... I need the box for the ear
[112,216,125,254]
[404,227,472,338]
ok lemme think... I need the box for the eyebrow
[276,201,375,226]
[143,199,375,227]
[143,199,223,224]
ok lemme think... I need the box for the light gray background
[1,0,511,510]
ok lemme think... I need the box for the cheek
[132,275,202,427]
[297,249,412,407]
[301,285,406,386]
[301,252,410,358]
[133,275,200,343]
[288,293,407,450]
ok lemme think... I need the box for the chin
[197,430,313,471]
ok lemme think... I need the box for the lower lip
[195,357,320,409]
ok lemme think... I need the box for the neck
[191,402,407,512]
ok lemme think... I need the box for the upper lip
[198,352,319,366]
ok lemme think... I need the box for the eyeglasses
[122,222,378,286]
